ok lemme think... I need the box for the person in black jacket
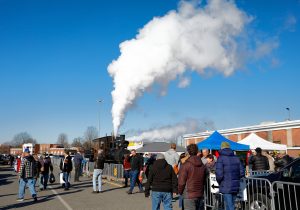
[127,149,144,194]
[60,150,72,190]
[39,153,53,190]
[274,151,293,171]
[145,153,178,210]
[92,149,105,193]
[249,147,270,171]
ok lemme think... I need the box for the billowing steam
[126,119,213,142]
[108,0,251,134]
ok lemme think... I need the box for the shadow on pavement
[0,174,14,186]
[101,186,124,193]
[0,189,83,210]
[0,193,17,198]
[0,195,55,210]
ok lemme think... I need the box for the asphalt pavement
[0,165,181,210]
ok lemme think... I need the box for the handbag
[49,172,55,184]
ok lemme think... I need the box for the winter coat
[129,154,143,171]
[216,148,245,194]
[164,149,179,166]
[42,157,53,175]
[94,154,105,170]
[123,157,131,170]
[60,156,73,173]
[249,154,270,171]
[178,156,206,199]
[19,155,38,179]
[145,159,178,196]
[274,155,294,171]
[74,153,83,165]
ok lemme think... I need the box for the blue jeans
[223,193,237,210]
[18,178,37,199]
[39,173,49,189]
[152,191,172,210]
[93,169,103,192]
[129,170,143,192]
[124,170,130,186]
[63,172,70,189]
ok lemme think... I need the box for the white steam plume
[126,119,211,142]
[108,0,250,134]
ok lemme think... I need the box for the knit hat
[221,141,230,149]
[156,153,165,160]
[24,148,30,153]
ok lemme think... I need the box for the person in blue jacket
[216,142,245,210]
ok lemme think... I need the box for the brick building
[9,148,23,155]
[0,144,10,154]
[184,120,300,157]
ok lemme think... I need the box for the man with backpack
[17,148,38,202]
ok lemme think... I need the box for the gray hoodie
[164,149,179,166]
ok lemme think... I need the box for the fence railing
[204,173,300,210]
[248,169,273,177]
[272,181,300,210]
[50,157,124,181]
[103,163,124,181]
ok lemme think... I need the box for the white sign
[210,173,219,194]
[209,173,247,201]
[237,178,247,201]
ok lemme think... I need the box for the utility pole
[98,100,103,137]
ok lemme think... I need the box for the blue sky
[0,0,299,144]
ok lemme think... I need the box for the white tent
[238,133,287,151]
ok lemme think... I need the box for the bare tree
[9,132,37,147]
[84,126,98,150]
[71,137,83,147]
[57,133,69,148]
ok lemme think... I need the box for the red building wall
[292,128,300,146]
[272,130,287,145]
[256,131,268,140]
[227,135,238,142]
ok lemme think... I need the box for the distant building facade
[10,148,23,155]
[184,120,300,157]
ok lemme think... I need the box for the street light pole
[98,100,103,137]
[286,107,291,121]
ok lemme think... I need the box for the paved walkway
[0,165,181,210]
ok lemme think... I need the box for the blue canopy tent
[197,131,250,151]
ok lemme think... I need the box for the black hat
[255,147,262,153]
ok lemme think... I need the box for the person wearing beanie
[145,153,178,210]
[249,147,270,171]
[216,142,245,210]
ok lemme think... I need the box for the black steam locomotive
[92,135,130,163]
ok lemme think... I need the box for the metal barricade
[248,170,273,177]
[50,156,63,167]
[272,181,300,210]
[204,175,275,210]
[102,163,124,182]
[204,176,224,210]
[245,177,273,210]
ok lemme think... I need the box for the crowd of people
[9,142,295,210]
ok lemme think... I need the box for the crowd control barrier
[204,173,300,210]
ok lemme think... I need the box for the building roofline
[183,120,300,139]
